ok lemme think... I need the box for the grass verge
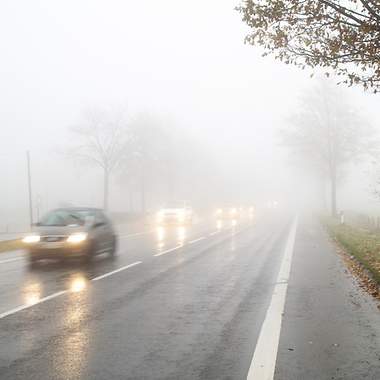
[322,216,380,285]
[0,239,24,254]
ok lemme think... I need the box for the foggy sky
[1,0,379,230]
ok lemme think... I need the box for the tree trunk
[104,168,109,211]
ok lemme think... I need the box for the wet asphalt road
[0,212,379,379]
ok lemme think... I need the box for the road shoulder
[275,215,380,380]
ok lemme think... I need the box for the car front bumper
[28,242,90,260]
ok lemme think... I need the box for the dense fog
[1,0,379,231]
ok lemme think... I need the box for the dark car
[23,207,117,266]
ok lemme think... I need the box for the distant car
[23,207,117,266]
[156,201,193,225]
[215,206,242,220]
[266,200,279,209]
[247,206,255,218]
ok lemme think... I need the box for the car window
[39,210,82,226]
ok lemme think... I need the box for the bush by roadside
[322,216,380,293]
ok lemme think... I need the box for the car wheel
[28,256,38,269]
[84,241,96,263]
[109,235,117,257]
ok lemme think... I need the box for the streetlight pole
[26,150,33,228]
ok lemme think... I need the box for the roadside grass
[0,239,24,254]
[322,216,380,285]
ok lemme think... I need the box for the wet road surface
[0,213,379,379]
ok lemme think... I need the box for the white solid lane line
[92,261,142,281]
[0,257,23,265]
[209,231,219,236]
[0,290,67,320]
[247,216,298,380]
[188,237,206,244]
[154,245,182,257]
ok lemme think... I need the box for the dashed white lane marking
[92,261,142,281]
[154,245,182,257]
[0,257,23,265]
[188,237,206,244]
[0,261,143,319]
[247,216,298,380]
[119,231,152,239]
[0,223,240,319]
[0,290,67,320]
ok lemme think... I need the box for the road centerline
[92,261,143,281]
[247,216,298,380]
[154,245,182,257]
[188,236,206,244]
[119,230,153,239]
[0,290,67,320]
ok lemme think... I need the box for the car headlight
[22,235,40,243]
[216,208,222,215]
[67,232,88,244]
[230,208,237,214]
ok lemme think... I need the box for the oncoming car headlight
[22,235,40,243]
[67,232,88,244]
[177,210,186,221]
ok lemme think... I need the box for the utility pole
[36,194,41,222]
[27,150,33,228]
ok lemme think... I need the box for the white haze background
[0,0,379,230]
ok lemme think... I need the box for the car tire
[84,241,96,263]
[28,256,38,269]
[109,235,117,257]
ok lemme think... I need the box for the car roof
[54,207,102,212]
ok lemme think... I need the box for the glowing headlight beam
[22,235,40,243]
[67,232,87,244]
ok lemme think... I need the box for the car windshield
[38,209,94,227]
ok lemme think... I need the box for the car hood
[33,225,89,236]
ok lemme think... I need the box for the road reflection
[177,226,186,246]
[70,275,87,293]
[53,274,90,379]
[156,226,166,251]
[155,225,188,252]
[23,282,42,306]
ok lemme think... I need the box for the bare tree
[117,113,167,213]
[282,80,375,215]
[69,107,132,211]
